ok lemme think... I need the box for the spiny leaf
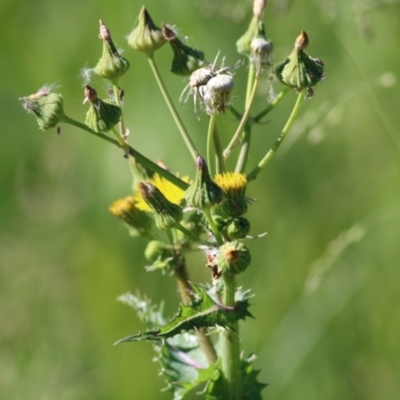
[115,285,252,344]
[155,332,217,399]
[203,354,267,400]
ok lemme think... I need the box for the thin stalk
[203,208,223,246]
[175,223,213,247]
[224,68,259,161]
[63,116,189,190]
[221,272,241,400]
[247,90,305,182]
[253,86,290,123]
[146,55,198,160]
[234,124,252,173]
[172,250,218,364]
[112,84,127,138]
[207,114,218,177]
[213,124,225,174]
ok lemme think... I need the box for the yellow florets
[214,172,247,193]
[133,174,190,211]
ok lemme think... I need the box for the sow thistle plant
[19,1,325,399]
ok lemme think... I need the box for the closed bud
[185,154,224,210]
[127,7,166,55]
[200,74,234,115]
[217,241,251,275]
[94,20,130,83]
[83,85,121,132]
[250,37,273,74]
[144,240,172,262]
[109,196,153,237]
[214,172,248,217]
[19,86,65,131]
[162,24,205,76]
[139,181,183,230]
[275,31,324,92]
[214,215,250,240]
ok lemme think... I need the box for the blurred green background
[1,0,400,399]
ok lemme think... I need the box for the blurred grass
[1,0,400,399]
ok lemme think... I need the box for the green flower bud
[217,241,251,275]
[19,86,65,131]
[214,172,248,218]
[109,196,153,237]
[162,24,205,76]
[94,20,130,83]
[226,217,251,240]
[236,0,267,57]
[144,240,171,262]
[200,74,234,115]
[127,7,166,55]
[139,181,183,230]
[83,85,121,132]
[275,31,324,92]
[184,154,224,210]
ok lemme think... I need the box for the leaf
[203,354,267,400]
[155,332,218,400]
[115,285,253,344]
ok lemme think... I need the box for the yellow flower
[214,172,247,193]
[134,174,190,212]
[214,172,248,217]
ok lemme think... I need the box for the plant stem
[253,86,290,123]
[247,90,306,182]
[63,116,189,190]
[112,84,127,138]
[146,55,198,160]
[203,208,223,246]
[173,255,218,364]
[213,124,225,174]
[207,114,218,177]
[221,271,241,400]
[224,66,259,161]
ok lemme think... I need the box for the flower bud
[162,24,205,76]
[19,86,65,131]
[200,74,234,115]
[83,85,121,132]
[214,216,250,240]
[144,240,171,262]
[109,196,153,237]
[127,7,166,55]
[139,181,183,230]
[184,154,224,210]
[217,241,251,275]
[214,172,248,217]
[275,31,324,92]
[94,20,130,83]
[236,0,268,58]
[250,37,273,74]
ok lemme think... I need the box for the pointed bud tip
[295,30,309,50]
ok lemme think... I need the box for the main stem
[247,90,306,182]
[221,271,241,400]
[146,55,198,160]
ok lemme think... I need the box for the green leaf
[155,333,218,399]
[115,285,252,344]
[203,354,267,400]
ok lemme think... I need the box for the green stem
[172,255,218,364]
[63,116,189,190]
[234,124,252,173]
[175,224,213,247]
[224,67,259,161]
[203,208,223,246]
[247,90,305,182]
[253,86,290,123]
[112,84,126,138]
[207,114,218,177]
[146,55,198,160]
[213,124,225,174]
[221,272,241,400]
